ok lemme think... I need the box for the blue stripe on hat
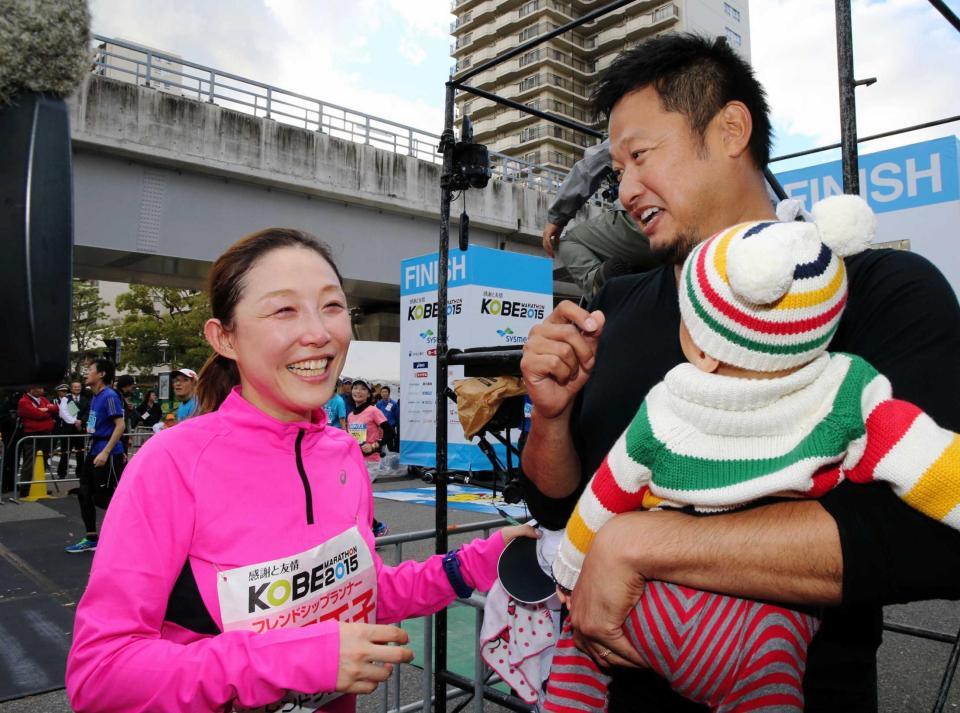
[794,243,832,280]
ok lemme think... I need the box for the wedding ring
[598,648,612,659]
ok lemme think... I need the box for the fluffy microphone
[0,0,91,106]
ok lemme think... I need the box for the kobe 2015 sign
[399,246,553,470]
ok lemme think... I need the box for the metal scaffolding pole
[835,0,860,195]
[433,81,455,712]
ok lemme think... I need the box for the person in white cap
[172,368,199,423]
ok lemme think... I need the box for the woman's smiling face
[218,245,351,422]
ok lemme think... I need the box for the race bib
[86,411,97,435]
[218,527,377,712]
[348,423,367,444]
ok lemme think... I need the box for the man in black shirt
[519,34,960,712]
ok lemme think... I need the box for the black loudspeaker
[0,92,74,386]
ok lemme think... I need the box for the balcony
[516,72,589,99]
[450,12,472,32]
[591,3,680,54]
[517,122,591,148]
[519,0,577,19]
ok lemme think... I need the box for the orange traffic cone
[22,449,52,502]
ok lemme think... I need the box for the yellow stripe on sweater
[904,434,960,520]
[565,508,597,555]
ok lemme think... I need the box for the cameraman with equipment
[542,138,660,298]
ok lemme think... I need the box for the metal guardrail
[89,34,567,193]
[372,518,532,713]
[10,430,154,501]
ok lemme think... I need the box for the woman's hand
[335,623,414,694]
[500,523,540,545]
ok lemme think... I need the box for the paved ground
[1,473,959,712]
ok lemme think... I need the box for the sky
[87,0,959,380]
[88,0,960,169]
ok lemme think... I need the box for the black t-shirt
[522,248,960,712]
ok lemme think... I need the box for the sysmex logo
[418,329,436,344]
[496,327,527,344]
[480,298,544,320]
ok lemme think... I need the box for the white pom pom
[726,223,807,305]
[810,194,876,257]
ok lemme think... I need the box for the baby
[544,195,960,713]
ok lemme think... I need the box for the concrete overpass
[67,72,592,338]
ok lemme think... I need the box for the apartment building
[450,0,751,172]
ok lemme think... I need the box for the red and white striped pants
[544,582,819,713]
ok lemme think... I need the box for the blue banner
[774,136,960,214]
[401,246,553,296]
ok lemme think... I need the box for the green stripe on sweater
[626,354,879,492]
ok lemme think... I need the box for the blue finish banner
[774,136,960,214]
[401,245,553,296]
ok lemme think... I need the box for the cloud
[385,0,453,38]
[88,0,452,135]
[751,0,960,162]
[399,37,428,66]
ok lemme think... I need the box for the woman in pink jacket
[66,228,531,712]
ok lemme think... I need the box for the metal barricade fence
[372,518,531,713]
[10,430,156,502]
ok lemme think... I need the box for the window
[547,150,574,168]
[653,4,678,22]
[520,99,541,117]
[723,2,740,21]
[519,74,543,91]
[519,23,540,42]
[520,125,544,143]
[519,0,540,18]
[519,49,542,67]
[725,27,742,47]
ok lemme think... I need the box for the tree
[71,280,108,378]
[110,286,212,374]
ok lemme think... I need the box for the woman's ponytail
[196,353,240,415]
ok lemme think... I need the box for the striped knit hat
[679,195,876,372]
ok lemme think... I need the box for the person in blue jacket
[375,386,399,451]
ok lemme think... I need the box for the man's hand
[542,222,565,258]
[92,451,108,468]
[521,301,604,420]
[335,623,414,694]
[566,513,648,669]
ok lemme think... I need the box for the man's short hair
[380,386,391,395]
[91,357,116,384]
[591,33,772,169]
[116,374,135,389]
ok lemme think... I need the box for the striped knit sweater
[553,351,960,590]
